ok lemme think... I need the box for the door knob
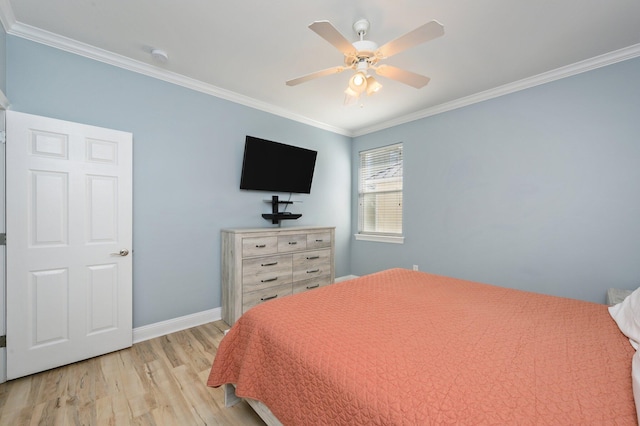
[111,249,130,256]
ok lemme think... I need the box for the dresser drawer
[278,234,307,252]
[243,283,293,313]
[293,249,331,270]
[292,249,331,282]
[306,232,332,249]
[292,276,331,294]
[243,254,292,291]
[293,267,329,282]
[242,236,278,257]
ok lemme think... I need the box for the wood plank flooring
[0,320,265,425]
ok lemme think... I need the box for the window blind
[358,143,403,235]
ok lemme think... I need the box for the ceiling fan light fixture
[344,86,359,96]
[343,87,359,106]
[365,76,382,95]
[349,71,368,93]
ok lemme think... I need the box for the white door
[6,111,133,380]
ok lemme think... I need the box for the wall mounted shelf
[262,195,302,224]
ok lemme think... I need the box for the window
[357,143,404,243]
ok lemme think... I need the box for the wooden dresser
[221,226,335,325]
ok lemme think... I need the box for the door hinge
[0,336,5,348]
[0,233,5,245]
[0,130,5,144]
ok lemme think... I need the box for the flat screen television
[240,136,318,194]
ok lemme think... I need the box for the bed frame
[224,383,282,426]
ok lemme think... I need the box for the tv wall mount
[262,195,302,224]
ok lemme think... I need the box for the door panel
[30,268,69,346]
[87,263,118,334]
[31,171,69,245]
[6,111,133,380]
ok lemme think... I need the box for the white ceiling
[1,0,640,136]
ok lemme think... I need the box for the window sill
[354,234,404,244]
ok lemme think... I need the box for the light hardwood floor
[0,320,265,425]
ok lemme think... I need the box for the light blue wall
[6,36,351,327]
[351,57,640,303]
[0,21,5,93]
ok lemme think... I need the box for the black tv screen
[240,136,318,194]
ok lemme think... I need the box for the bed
[208,268,638,424]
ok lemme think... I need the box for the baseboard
[133,277,358,344]
[133,307,222,344]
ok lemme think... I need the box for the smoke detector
[150,49,168,63]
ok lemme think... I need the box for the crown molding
[353,43,640,137]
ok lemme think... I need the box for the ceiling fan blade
[375,65,431,88]
[308,21,356,56]
[286,66,347,86]
[377,21,444,59]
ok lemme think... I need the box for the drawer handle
[315,239,323,242]
[261,261,278,266]
[288,241,298,245]
[306,284,320,289]
[306,255,320,260]
[260,294,278,301]
[307,269,320,274]
[261,277,278,283]
[255,244,266,248]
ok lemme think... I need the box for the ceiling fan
[286,18,444,104]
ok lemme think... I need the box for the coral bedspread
[208,268,636,424]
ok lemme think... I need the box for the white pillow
[609,286,640,350]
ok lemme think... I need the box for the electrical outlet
[413,265,419,271]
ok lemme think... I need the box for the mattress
[208,268,636,424]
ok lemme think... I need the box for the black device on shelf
[262,195,302,224]
[239,136,317,194]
